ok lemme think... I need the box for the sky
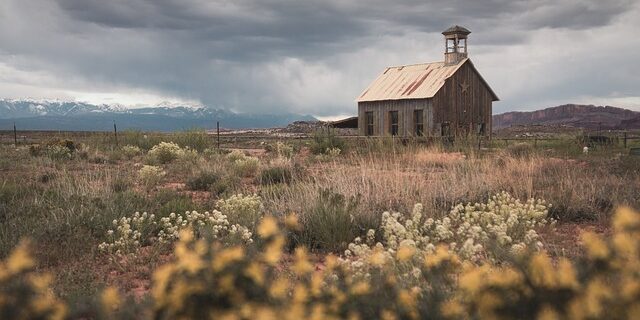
[1,0,639,118]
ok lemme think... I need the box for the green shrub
[110,176,131,193]
[138,165,165,190]
[233,157,259,177]
[48,139,76,152]
[106,150,123,163]
[28,139,76,159]
[296,188,360,252]
[121,145,142,159]
[226,150,246,162]
[157,198,196,219]
[45,144,73,160]
[258,166,292,185]
[147,142,185,164]
[202,148,228,158]
[118,130,162,150]
[265,141,294,159]
[28,145,43,157]
[310,129,345,155]
[186,171,233,195]
[172,129,212,152]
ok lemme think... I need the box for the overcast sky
[1,0,639,117]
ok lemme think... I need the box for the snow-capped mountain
[0,98,220,118]
[0,99,316,131]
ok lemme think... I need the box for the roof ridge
[386,60,444,69]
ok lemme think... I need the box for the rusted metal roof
[357,59,467,102]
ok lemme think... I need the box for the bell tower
[443,25,471,65]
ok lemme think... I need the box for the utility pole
[113,121,118,147]
[13,122,17,147]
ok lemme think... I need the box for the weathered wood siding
[358,99,433,137]
[431,60,493,137]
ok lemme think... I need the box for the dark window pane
[414,109,424,136]
[365,112,374,136]
[389,111,399,136]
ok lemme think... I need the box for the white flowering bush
[341,192,553,278]
[156,210,253,244]
[121,145,142,159]
[98,212,157,255]
[147,142,185,164]
[98,196,255,256]
[216,194,263,228]
[138,165,165,190]
[233,157,259,177]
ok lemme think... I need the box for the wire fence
[2,126,640,152]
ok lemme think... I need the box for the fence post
[113,121,118,147]
[534,138,537,148]
[624,131,627,149]
[13,122,17,147]
[216,121,220,150]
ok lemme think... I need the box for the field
[1,129,639,319]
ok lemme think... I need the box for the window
[478,123,486,136]
[365,112,374,136]
[389,111,399,136]
[441,122,451,137]
[414,109,424,136]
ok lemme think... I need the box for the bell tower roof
[442,25,471,37]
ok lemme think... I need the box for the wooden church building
[357,26,498,137]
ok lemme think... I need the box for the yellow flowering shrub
[0,241,66,320]
[449,206,640,320]
[150,218,455,319]
[3,207,640,320]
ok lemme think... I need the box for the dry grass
[263,146,640,229]
[1,132,639,300]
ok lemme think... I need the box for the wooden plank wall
[358,99,433,137]
[431,60,493,137]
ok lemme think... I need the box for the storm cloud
[0,0,638,116]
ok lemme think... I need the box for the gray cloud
[0,0,638,116]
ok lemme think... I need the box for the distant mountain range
[0,99,316,131]
[493,104,640,130]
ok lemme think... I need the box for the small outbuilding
[357,26,498,137]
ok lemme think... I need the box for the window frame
[414,109,424,136]
[365,111,374,136]
[389,111,399,136]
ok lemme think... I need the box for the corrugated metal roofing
[357,59,467,102]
